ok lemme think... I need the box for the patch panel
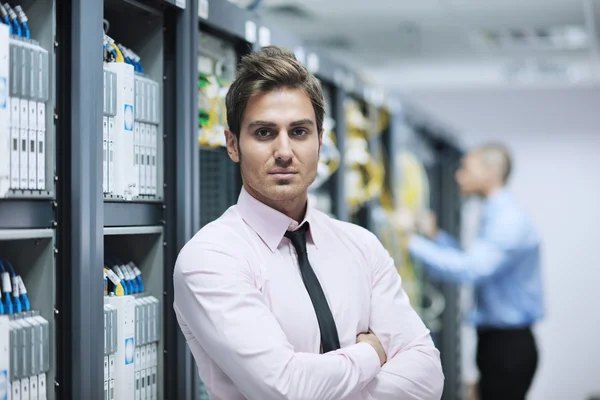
[104,258,160,400]
[0,5,49,196]
[102,35,160,201]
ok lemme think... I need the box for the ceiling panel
[256,0,595,90]
[405,85,600,136]
[261,0,444,16]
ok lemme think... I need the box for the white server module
[0,316,10,400]
[104,62,137,199]
[104,295,136,400]
[0,23,10,197]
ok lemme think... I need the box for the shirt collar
[483,187,510,216]
[237,187,320,253]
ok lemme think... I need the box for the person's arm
[408,212,526,284]
[362,231,445,399]
[173,240,381,400]
[433,230,461,249]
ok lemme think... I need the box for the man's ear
[318,128,324,152]
[225,129,240,163]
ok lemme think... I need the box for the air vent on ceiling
[263,4,315,20]
[473,25,589,51]
[397,22,422,53]
[307,36,353,50]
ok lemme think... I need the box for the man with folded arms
[173,45,444,400]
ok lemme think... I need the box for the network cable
[0,260,13,314]
[2,3,21,37]
[103,34,119,63]
[14,5,30,39]
[2,259,22,313]
[127,263,141,294]
[17,276,30,311]
[0,4,12,33]
[106,261,130,295]
[104,267,125,296]
[104,270,108,295]
[114,262,134,294]
[118,263,135,294]
[123,262,139,293]
[116,260,137,293]
[129,262,145,293]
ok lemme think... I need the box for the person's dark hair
[477,142,513,183]
[225,45,325,138]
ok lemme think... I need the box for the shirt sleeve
[408,210,529,284]
[173,240,382,400]
[362,231,445,399]
[434,230,462,249]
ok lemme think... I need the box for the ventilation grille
[199,148,240,228]
[307,35,353,50]
[263,3,315,19]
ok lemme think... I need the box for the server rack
[53,1,192,400]
[193,1,258,397]
[345,95,386,231]
[418,127,463,400]
[0,1,58,399]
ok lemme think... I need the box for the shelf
[0,235,56,400]
[0,228,54,241]
[5,190,54,199]
[104,201,164,227]
[6,0,58,200]
[104,231,165,399]
[104,226,163,236]
[104,194,165,202]
[103,0,166,202]
[0,199,54,229]
[200,0,256,44]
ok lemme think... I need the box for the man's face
[455,152,488,196]
[225,87,322,206]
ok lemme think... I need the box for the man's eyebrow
[289,119,314,127]
[247,119,315,128]
[247,120,277,129]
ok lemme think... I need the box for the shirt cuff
[348,342,381,390]
[408,234,429,257]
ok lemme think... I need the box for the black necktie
[285,223,341,353]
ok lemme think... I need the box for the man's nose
[274,131,293,161]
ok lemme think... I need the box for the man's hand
[357,332,387,367]
[392,207,416,234]
[416,209,438,239]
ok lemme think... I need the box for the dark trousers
[476,327,538,400]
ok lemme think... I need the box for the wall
[457,131,600,400]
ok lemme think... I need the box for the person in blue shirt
[404,142,544,400]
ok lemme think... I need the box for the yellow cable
[104,267,125,296]
[111,43,124,63]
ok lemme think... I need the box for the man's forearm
[364,344,444,399]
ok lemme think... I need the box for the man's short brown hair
[225,46,325,138]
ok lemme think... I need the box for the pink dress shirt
[173,188,444,400]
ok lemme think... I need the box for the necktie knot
[284,223,309,254]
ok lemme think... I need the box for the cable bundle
[103,31,144,73]
[104,259,145,297]
[0,258,31,315]
[344,99,386,214]
[197,72,230,149]
[0,3,30,38]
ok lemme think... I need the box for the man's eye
[256,129,271,137]
[293,129,307,136]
